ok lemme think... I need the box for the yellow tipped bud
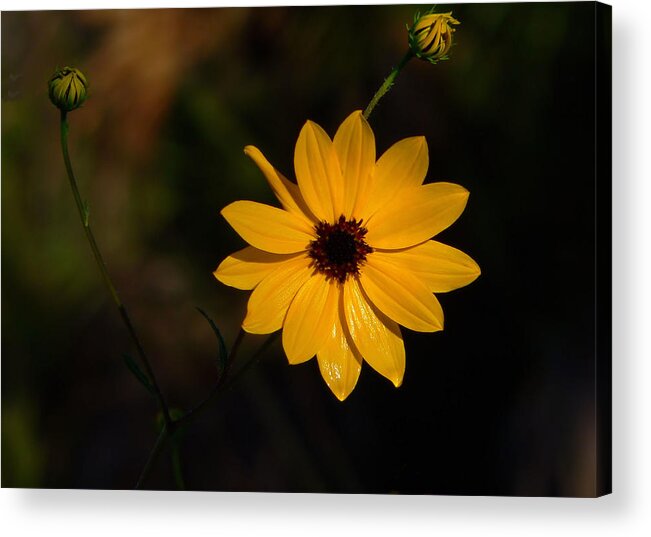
[408,11,460,64]
[48,67,88,112]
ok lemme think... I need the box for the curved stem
[59,110,173,432]
[135,425,167,489]
[170,437,186,490]
[363,50,414,120]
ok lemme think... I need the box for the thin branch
[135,426,168,489]
[59,111,174,432]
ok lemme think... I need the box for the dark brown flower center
[308,215,373,284]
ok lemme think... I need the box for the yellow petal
[359,136,428,220]
[365,182,469,249]
[294,120,344,222]
[373,241,480,293]
[244,145,317,226]
[422,29,442,53]
[360,255,443,332]
[213,246,301,290]
[282,275,338,364]
[343,277,405,387]
[317,303,362,401]
[221,200,314,254]
[414,14,436,32]
[332,110,376,218]
[242,255,312,334]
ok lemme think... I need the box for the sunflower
[214,111,479,401]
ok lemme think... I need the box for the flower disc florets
[308,215,373,284]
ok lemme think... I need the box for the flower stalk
[170,437,186,490]
[135,425,168,489]
[363,9,461,120]
[363,50,413,120]
[58,109,174,433]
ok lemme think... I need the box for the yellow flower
[215,111,479,401]
[408,11,460,63]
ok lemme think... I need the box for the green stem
[135,425,167,489]
[171,438,186,490]
[363,50,414,120]
[134,329,276,489]
[59,110,173,432]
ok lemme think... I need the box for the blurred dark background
[2,3,603,495]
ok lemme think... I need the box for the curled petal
[244,145,317,225]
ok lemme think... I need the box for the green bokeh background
[2,3,605,494]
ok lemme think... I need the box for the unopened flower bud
[48,67,88,112]
[408,11,460,64]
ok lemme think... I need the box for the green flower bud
[48,67,88,112]
[408,11,460,64]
